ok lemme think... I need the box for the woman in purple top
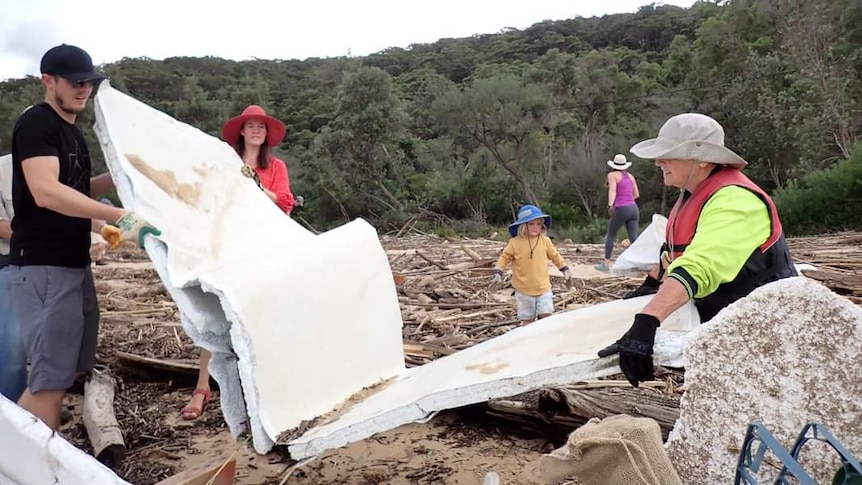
[597,154,640,271]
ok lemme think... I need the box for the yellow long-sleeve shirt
[495,234,568,296]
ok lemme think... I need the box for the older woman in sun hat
[597,154,641,272]
[597,113,797,388]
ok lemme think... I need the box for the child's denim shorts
[514,290,554,321]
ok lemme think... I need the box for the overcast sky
[1,0,698,81]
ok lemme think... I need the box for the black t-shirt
[10,103,92,267]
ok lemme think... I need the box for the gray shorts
[10,266,99,393]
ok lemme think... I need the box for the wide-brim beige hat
[630,113,747,168]
[607,154,632,170]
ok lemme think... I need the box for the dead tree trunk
[83,371,126,468]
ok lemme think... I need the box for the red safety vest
[666,167,783,260]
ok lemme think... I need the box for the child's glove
[295,195,305,207]
[101,211,161,249]
[561,266,573,289]
[241,165,263,190]
[491,268,503,285]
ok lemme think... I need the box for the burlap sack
[528,414,682,485]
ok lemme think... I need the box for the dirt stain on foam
[275,376,398,444]
[126,154,204,207]
[465,359,510,375]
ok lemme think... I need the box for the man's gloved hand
[241,165,263,190]
[101,212,161,250]
[622,274,661,299]
[491,268,503,285]
[618,313,660,387]
[295,195,305,207]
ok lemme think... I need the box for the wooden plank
[402,339,458,356]
[154,456,236,485]
[115,351,200,375]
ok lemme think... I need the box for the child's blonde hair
[517,220,547,237]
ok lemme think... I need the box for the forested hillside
[1,0,860,237]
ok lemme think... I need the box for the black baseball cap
[40,44,106,83]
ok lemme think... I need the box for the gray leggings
[605,204,639,259]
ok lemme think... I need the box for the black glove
[597,332,626,358]
[622,274,661,299]
[608,206,615,218]
[618,313,660,387]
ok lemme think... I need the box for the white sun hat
[607,154,632,170]
[630,113,747,168]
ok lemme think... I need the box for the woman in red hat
[181,105,297,420]
[222,104,296,214]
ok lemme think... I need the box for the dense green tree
[1,0,859,235]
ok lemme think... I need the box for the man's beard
[54,92,85,116]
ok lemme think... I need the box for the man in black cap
[9,44,159,430]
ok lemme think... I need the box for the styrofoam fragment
[0,395,130,484]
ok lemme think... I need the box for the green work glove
[102,211,161,249]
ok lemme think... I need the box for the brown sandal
[181,388,211,420]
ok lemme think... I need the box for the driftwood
[486,380,681,442]
[486,398,588,443]
[541,384,681,435]
[83,371,126,468]
[154,456,236,485]
[116,351,200,377]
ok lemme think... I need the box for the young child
[492,205,572,323]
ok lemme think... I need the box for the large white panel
[288,295,700,459]
[93,82,405,453]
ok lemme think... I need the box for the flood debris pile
[385,234,645,366]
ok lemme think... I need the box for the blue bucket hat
[508,204,552,237]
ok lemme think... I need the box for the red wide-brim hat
[221,105,287,148]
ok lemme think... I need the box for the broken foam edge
[146,240,253,442]
[276,375,399,445]
[94,85,252,444]
[287,357,622,459]
[203,279,275,454]
[95,83,408,457]
[285,296,699,460]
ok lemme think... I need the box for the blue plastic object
[735,422,862,485]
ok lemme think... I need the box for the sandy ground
[63,392,551,484]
